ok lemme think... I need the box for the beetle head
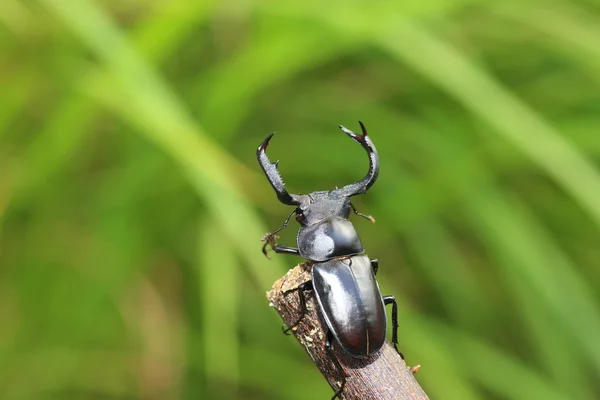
[294,190,351,226]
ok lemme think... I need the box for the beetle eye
[295,213,304,223]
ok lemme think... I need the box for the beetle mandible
[257,121,402,399]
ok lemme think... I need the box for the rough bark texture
[267,262,430,400]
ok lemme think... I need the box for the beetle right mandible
[257,121,403,400]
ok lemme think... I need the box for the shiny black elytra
[257,122,401,400]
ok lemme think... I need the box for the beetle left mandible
[257,122,403,400]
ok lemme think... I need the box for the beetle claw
[281,324,292,335]
[392,343,404,360]
[261,242,271,259]
[261,235,280,259]
[331,387,343,400]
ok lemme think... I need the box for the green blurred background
[2,0,600,399]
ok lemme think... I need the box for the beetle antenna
[350,202,375,223]
[261,209,297,242]
[338,121,379,197]
[257,133,303,205]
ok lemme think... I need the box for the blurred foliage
[1,0,600,399]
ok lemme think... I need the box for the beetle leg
[325,329,346,400]
[262,234,300,258]
[350,201,376,223]
[383,295,404,359]
[266,244,300,257]
[282,281,313,335]
[370,258,379,275]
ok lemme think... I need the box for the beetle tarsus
[261,242,271,259]
[331,386,343,400]
[282,281,313,335]
[281,324,293,335]
[394,344,404,360]
[383,295,403,359]
[262,235,301,258]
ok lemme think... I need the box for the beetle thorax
[296,191,350,226]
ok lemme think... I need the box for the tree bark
[266,262,430,400]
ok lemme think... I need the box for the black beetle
[257,122,402,399]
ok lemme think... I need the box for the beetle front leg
[325,329,347,400]
[282,280,313,335]
[383,295,403,359]
[261,234,300,258]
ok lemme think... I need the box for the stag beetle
[257,122,402,399]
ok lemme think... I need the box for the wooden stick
[267,262,430,400]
